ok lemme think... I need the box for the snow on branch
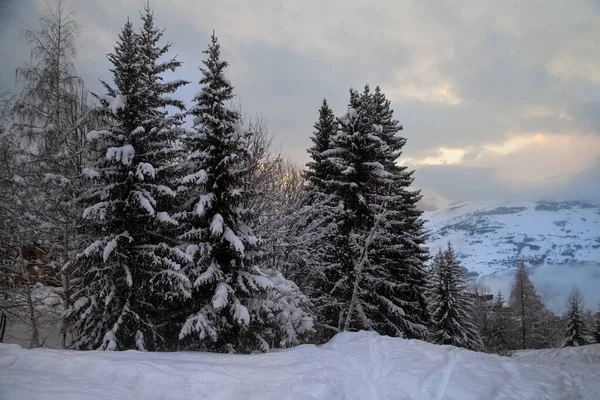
[106,144,135,166]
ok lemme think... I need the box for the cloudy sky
[1,0,599,206]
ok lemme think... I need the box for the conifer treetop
[562,285,588,347]
[190,32,237,122]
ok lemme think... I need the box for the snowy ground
[512,345,600,400]
[1,331,599,400]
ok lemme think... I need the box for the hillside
[424,201,600,275]
[423,201,600,311]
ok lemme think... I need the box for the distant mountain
[423,201,600,277]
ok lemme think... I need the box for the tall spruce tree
[72,12,188,351]
[508,261,547,349]
[302,99,345,340]
[429,245,483,350]
[306,99,337,191]
[311,87,380,334]
[132,6,191,348]
[562,286,588,347]
[177,33,312,353]
[367,86,430,339]
[306,86,429,340]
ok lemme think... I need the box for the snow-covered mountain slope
[1,331,599,400]
[423,200,600,276]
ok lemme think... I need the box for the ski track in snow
[1,332,599,400]
[435,350,458,400]
[418,348,457,400]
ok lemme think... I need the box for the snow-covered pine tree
[562,286,588,347]
[301,99,347,340]
[306,99,337,194]
[177,33,312,353]
[429,244,483,350]
[366,86,430,340]
[487,291,517,354]
[72,13,188,351]
[311,87,378,334]
[508,261,547,349]
[133,6,190,348]
[305,86,430,340]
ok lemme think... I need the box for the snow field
[2,331,599,400]
[424,201,600,274]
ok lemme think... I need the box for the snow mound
[1,331,598,400]
[514,344,600,365]
[512,344,600,399]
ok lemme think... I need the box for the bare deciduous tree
[8,0,92,348]
[468,280,493,349]
[508,261,550,349]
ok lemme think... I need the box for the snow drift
[1,331,599,400]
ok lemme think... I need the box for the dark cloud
[575,101,600,133]
[230,42,417,150]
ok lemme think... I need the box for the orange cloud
[407,133,600,185]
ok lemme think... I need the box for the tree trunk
[342,212,384,332]
[0,311,6,343]
[25,281,40,349]
[59,222,70,348]
[520,269,526,349]
[17,244,40,349]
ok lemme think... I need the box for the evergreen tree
[306,99,337,192]
[367,86,430,339]
[508,261,547,349]
[429,245,483,350]
[537,309,563,348]
[592,304,600,344]
[72,12,188,351]
[302,99,345,340]
[133,7,190,346]
[312,87,388,334]
[177,33,312,353]
[562,286,588,347]
[304,86,429,340]
[487,291,517,354]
